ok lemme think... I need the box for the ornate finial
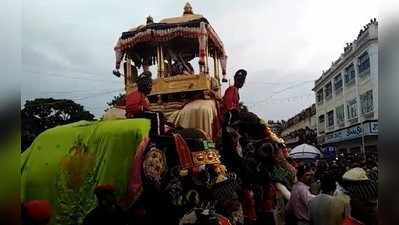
[183,2,193,15]
[146,15,154,24]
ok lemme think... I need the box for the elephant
[218,111,296,225]
[127,127,244,225]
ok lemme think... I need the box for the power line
[22,89,123,108]
[245,79,314,85]
[75,89,123,101]
[270,80,314,95]
[246,93,314,105]
[244,81,314,105]
[37,88,124,96]
[24,69,122,83]
[39,91,124,100]
[23,65,112,78]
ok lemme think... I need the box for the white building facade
[313,19,378,157]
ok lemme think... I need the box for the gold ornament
[143,147,167,184]
[183,2,193,15]
[191,150,221,166]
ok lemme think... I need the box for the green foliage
[270,166,295,189]
[54,140,97,225]
[21,98,95,152]
[107,93,126,107]
[54,170,96,225]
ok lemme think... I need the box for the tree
[104,93,127,113]
[107,93,126,107]
[21,98,95,152]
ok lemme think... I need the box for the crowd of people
[283,127,317,146]
[21,157,378,225]
[21,69,378,225]
[286,148,379,225]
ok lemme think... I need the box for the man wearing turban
[125,71,165,136]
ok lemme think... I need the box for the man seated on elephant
[125,71,165,136]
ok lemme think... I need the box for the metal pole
[361,121,366,160]
[159,46,164,76]
[127,58,132,93]
[157,46,161,77]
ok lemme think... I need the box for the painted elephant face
[143,146,167,188]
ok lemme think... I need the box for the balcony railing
[327,125,335,132]
[345,78,355,87]
[359,68,370,79]
[362,111,374,119]
[337,121,345,128]
[348,117,358,124]
[335,87,343,95]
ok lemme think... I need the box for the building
[280,104,317,148]
[312,19,378,158]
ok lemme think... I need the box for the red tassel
[242,189,257,221]
[173,134,194,169]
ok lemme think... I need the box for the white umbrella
[289,143,321,159]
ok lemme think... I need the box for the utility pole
[361,121,366,160]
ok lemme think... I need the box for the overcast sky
[21,0,378,120]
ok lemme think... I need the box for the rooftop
[313,18,378,90]
[282,104,316,129]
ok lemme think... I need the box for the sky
[20,0,378,120]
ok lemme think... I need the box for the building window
[358,51,370,76]
[327,110,334,128]
[334,74,343,94]
[325,82,332,100]
[317,89,324,105]
[344,64,356,86]
[336,105,345,127]
[360,90,373,114]
[347,98,358,122]
[318,115,325,133]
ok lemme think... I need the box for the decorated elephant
[218,111,296,225]
[21,119,240,225]
[21,119,151,225]
[127,128,243,225]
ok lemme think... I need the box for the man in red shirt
[221,69,247,125]
[126,71,164,136]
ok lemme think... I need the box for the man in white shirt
[309,174,346,225]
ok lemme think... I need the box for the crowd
[287,149,378,225]
[283,127,317,146]
[21,158,378,225]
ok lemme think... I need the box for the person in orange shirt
[125,72,151,117]
[125,71,164,136]
[221,69,247,125]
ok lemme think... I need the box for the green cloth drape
[21,119,150,225]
